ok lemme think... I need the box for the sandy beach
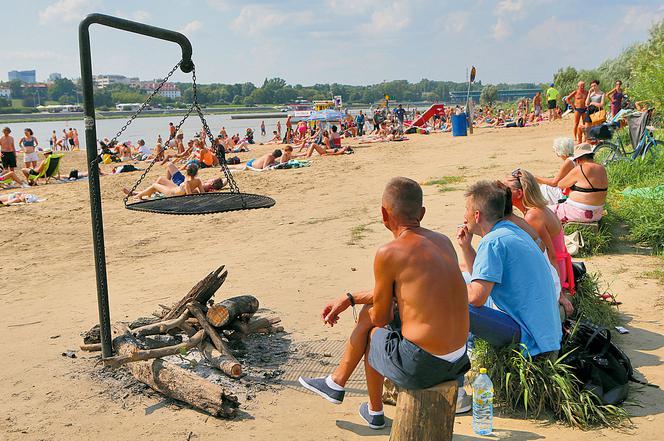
[1,119,662,440]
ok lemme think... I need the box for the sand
[1,120,663,440]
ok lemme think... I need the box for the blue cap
[550,83,555,87]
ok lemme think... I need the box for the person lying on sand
[1,168,30,187]
[0,192,29,205]
[123,162,204,200]
[299,177,471,429]
[228,149,283,171]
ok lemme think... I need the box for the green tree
[480,85,498,105]
[8,79,23,99]
[48,78,77,101]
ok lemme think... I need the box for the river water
[4,114,288,151]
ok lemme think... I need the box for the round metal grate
[125,192,276,215]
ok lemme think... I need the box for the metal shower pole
[78,13,194,357]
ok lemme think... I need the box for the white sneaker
[456,388,472,414]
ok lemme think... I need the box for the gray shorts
[368,322,471,390]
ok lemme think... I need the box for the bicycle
[591,108,662,165]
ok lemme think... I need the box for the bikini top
[570,164,607,193]
[22,138,35,147]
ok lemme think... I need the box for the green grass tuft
[421,175,464,192]
[571,272,622,328]
[472,339,631,430]
[563,209,617,256]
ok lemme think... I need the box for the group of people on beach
[298,134,609,428]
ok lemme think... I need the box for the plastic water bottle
[472,368,494,435]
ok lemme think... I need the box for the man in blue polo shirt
[457,181,562,357]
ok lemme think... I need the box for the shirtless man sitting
[299,177,471,429]
[565,81,589,144]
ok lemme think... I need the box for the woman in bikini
[20,128,39,170]
[583,79,605,132]
[550,143,608,223]
[506,170,575,316]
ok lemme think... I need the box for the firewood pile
[80,265,284,418]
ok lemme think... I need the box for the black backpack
[563,320,657,405]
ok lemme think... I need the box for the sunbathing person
[299,177,471,428]
[535,137,576,204]
[124,162,204,200]
[263,131,281,145]
[228,149,283,171]
[303,130,352,157]
[506,171,575,315]
[21,148,58,184]
[457,181,562,358]
[0,192,30,205]
[1,168,29,187]
[550,143,607,223]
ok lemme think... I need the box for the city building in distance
[8,70,36,83]
[93,74,140,89]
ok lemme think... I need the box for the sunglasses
[511,168,522,179]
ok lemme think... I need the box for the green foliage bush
[572,272,622,328]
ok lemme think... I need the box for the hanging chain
[190,67,243,199]
[120,60,195,205]
[115,61,245,205]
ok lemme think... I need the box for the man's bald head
[382,177,423,222]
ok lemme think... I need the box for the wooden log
[163,265,227,320]
[206,295,259,328]
[382,378,398,406]
[389,380,458,441]
[82,324,100,344]
[104,330,205,368]
[228,316,280,335]
[131,311,190,337]
[110,324,239,418]
[128,316,160,330]
[81,343,101,352]
[187,302,242,378]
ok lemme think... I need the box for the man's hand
[456,225,473,249]
[322,295,351,327]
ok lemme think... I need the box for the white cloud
[131,10,151,22]
[179,20,204,34]
[440,10,470,33]
[39,0,97,24]
[232,5,313,35]
[492,17,511,40]
[495,0,523,15]
[620,5,664,31]
[360,1,411,33]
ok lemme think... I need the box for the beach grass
[471,339,631,430]
[606,155,664,253]
[643,267,664,285]
[563,209,617,257]
[421,176,465,192]
[348,223,371,246]
[572,272,623,328]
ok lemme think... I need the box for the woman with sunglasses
[506,170,575,316]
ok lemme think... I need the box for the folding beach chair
[28,153,64,184]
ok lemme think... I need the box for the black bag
[571,261,587,285]
[588,124,612,140]
[563,320,655,405]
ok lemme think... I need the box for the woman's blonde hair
[552,137,574,157]
[519,169,548,209]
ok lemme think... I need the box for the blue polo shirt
[471,220,562,356]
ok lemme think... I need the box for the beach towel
[622,185,664,199]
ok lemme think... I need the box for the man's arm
[369,246,395,328]
[467,280,494,307]
[456,225,476,269]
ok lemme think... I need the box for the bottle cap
[479,368,487,374]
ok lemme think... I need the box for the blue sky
[3,0,663,85]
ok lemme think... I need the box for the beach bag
[565,231,584,256]
[563,320,655,405]
[588,124,612,140]
[589,108,606,126]
[571,261,587,285]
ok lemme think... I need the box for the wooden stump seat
[388,379,459,441]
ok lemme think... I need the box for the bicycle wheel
[640,139,662,160]
[593,142,622,165]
